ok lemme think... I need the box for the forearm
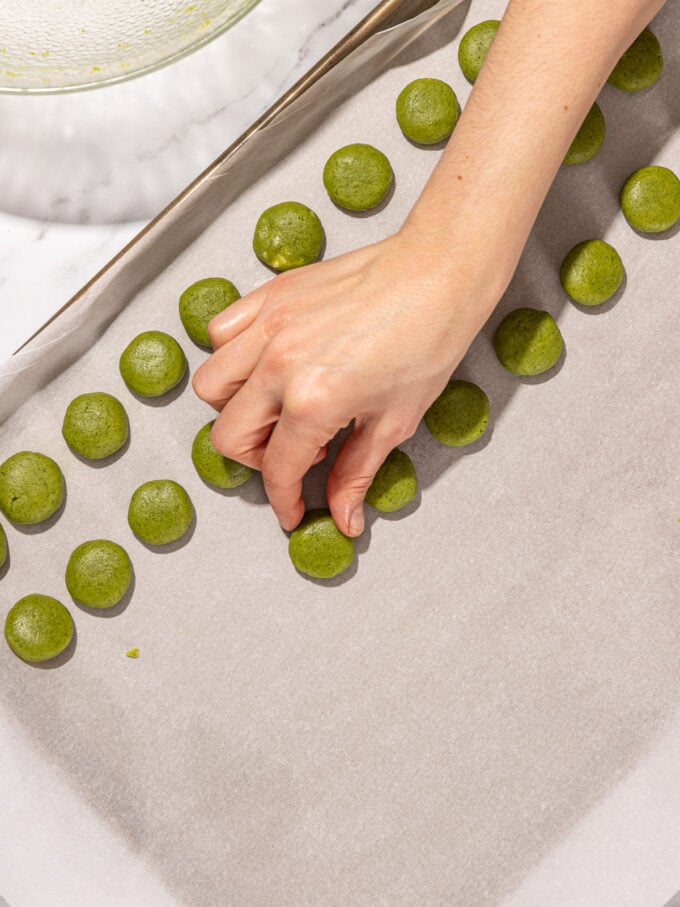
[404,0,666,329]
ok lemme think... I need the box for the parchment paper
[1,1,680,904]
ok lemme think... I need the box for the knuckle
[260,466,291,500]
[379,416,415,448]
[399,414,422,441]
[343,473,378,496]
[191,369,210,402]
[209,421,233,457]
[262,305,293,341]
[283,380,326,423]
[261,335,295,375]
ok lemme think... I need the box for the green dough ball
[620,165,680,233]
[365,448,418,512]
[66,540,133,609]
[395,78,460,145]
[425,380,490,447]
[288,509,355,579]
[564,103,605,165]
[493,307,564,376]
[5,594,74,663]
[128,480,194,546]
[0,451,65,525]
[119,331,187,398]
[560,239,624,306]
[62,392,129,460]
[458,20,500,83]
[191,421,253,489]
[253,201,324,271]
[0,522,7,570]
[323,143,393,211]
[608,28,663,92]
[179,277,241,348]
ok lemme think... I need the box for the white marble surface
[2,2,680,905]
[0,0,379,364]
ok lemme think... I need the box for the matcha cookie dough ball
[192,421,253,489]
[289,509,355,580]
[0,522,7,571]
[620,165,680,233]
[66,540,133,609]
[5,594,74,663]
[253,201,324,271]
[458,20,500,83]
[395,78,460,145]
[564,103,605,165]
[0,451,65,525]
[425,380,490,447]
[128,479,194,546]
[560,239,624,306]
[119,331,187,398]
[493,307,564,376]
[179,277,241,348]
[323,144,393,211]
[608,28,663,92]
[62,392,129,460]
[365,448,418,512]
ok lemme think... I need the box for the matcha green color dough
[288,509,355,580]
[560,240,624,306]
[192,421,253,489]
[493,308,564,376]
[323,144,393,211]
[365,448,418,512]
[128,480,194,546]
[62,392,129,460]
[5,594,74,663]
[395,78,459,145]
[0,522,7,570]
[620,165,680,233]
[179,277,241,348]
[253,202,324,271]
[608,28,663,92]
[425,380,490,447]
[564,103,605,165]
[119,331,187,398]
[0,451,65,525]
[458,20,500,82]
[66,540,133,609]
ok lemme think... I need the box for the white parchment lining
[1,1,680,904]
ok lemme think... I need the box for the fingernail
[348,504,364,537]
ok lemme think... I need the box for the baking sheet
[2,1,680,904]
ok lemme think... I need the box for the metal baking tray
[16,0,440,354]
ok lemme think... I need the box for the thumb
[327,422,396,537]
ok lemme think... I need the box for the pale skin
[193,0,666,537]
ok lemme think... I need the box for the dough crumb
[126,647,140,659]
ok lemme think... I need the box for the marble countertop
[2,2,680,905]
[0,0,379,364]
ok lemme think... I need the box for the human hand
[192,228,501,537]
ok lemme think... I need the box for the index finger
[208,285,266,350]
[260,410,337,531]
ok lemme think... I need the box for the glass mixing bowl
[0,0,261,93]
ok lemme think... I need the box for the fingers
[210,374,280,470]
[192,328,264,410]
[327,421,402,537]
[208,286,266,350]
[260,409,338,531]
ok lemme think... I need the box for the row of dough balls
[0,23,676,661]
[249,22,670,270]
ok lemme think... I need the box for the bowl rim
[0,0,261,95]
